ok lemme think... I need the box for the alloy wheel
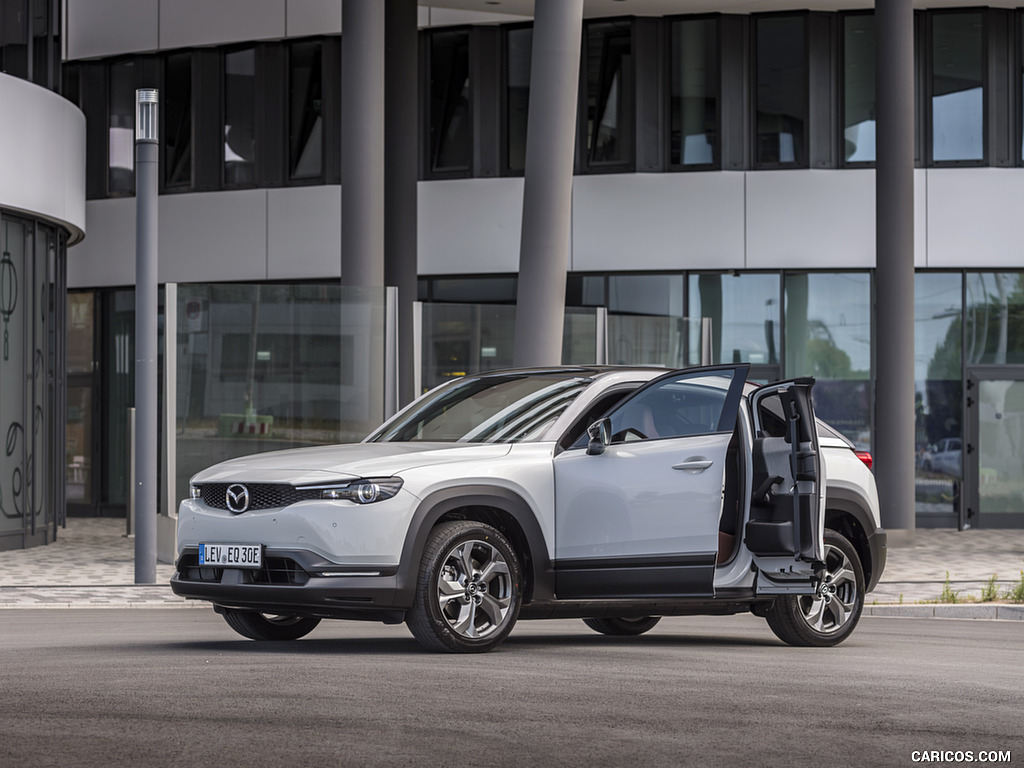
[436,539,514,640]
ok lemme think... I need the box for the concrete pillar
[384,0,418,405]
[874,0,916,538]
[341,0,385,287]
[512,0,584,368]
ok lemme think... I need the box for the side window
[756,391,788,438]
[606,370,742,443]
[563,386,642,450]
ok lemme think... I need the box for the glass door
[966,367,1024,528]
[66,292,98,514]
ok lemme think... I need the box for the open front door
[553,365,749,599]
[745,379,825,595]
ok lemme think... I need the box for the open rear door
[745,379,825,595]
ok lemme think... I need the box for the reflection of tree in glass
[965,274,1024,366]
[923,311,964,448]
[804,321,868,379]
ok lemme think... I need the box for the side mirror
[586,418,611,456]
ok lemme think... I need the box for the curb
[0,585,206,611]
[866,603,1024,620]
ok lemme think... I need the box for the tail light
[855,451,873,470]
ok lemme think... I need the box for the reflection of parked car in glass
[921,437,961,478]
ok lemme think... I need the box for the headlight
[189,485,202,499]
[311,478,403,504]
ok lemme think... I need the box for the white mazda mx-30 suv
[172,364,886,653]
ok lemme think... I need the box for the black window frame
[161,49,194,192]
[423,26,474,180]
[577,16,637,175]
[926,8,988,168]
[665,13,722,173]
[751,11,810,170]
[285,36,330,186]
[221,44,260,189]
[500,21,534,178]
[839,10,876,169]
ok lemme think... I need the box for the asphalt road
[1,611,1022,768]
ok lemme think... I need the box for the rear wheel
[764,529,864,647]
[582,616,661,636]
[221,609,321,641]
[406,520,522,653]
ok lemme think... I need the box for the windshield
[370,374,591,443]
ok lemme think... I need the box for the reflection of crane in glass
[966,273,1011,365]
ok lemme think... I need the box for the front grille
[177,554,310,586]
[253,557,311,585]
[197,483,321,513]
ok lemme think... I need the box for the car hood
[190,442,514,486]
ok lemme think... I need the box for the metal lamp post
[134,89,158,583]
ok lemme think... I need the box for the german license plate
[199,543,262,569]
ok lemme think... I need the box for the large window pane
[108,60,135,195]
[688,273,780,371]
[289,40,323,180]
[670,17,718,168]
[914,273,962,519]
[843,14,875,164]
[609,274,684,367]
[164,52,192,188]
[224,48,256,186]
[931,12,983,163]
[429,30,471,174]
[755,15,806,166]
[585,20,633,168]
[175,284,386,505]
[785,273,871,449]
[0,219,26,533]
[505,26,532,173]
[965,273,1024,365]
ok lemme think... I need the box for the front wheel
[406,520,522,653]
[582,616,661,636]
[764,530,865,647]
[220,609,321,641]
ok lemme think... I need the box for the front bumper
[170,546,411,623]
[865,528,887,593]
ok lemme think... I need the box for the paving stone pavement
[0,518,1022,618]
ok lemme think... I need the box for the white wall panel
[915,168,928,268]
[66,0,159,59]
[746,170,876,269]
[926,169,1024,268]
[572,173,745,272]
[67,199,133,288]
[159,0,286,49]
[420,8,531,27]
[0,75,86,241]
[267,186,341,279]
[158,190,268,283]
[286,0,342,37]
[418,178,524,274]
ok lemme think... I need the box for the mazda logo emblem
[225,484,250,514]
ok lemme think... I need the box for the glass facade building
[25,4,1024,545]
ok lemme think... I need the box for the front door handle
[673,457,714,473]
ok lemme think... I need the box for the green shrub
[938,571,959,604]
[980,574,1000,602]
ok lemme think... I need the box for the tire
[582,616,662,636]
[221,609,321,641]
[406,520,522,653]
[764,529,865,647]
